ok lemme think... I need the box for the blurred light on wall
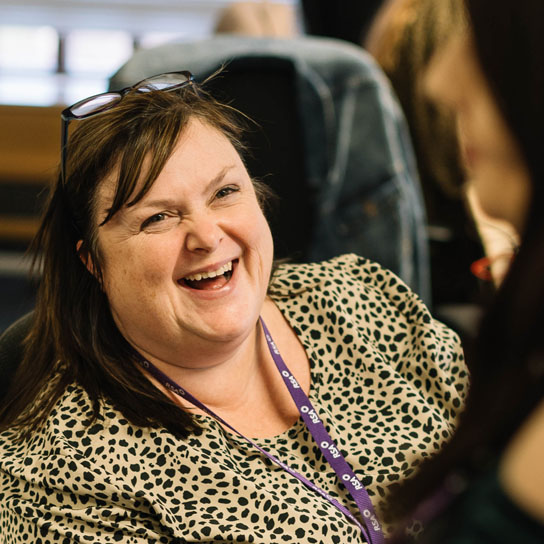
[64,29,134,76]
[0,25,58,72]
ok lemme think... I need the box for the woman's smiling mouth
[180,260,235,290]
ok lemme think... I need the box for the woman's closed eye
[215,185,239,200]
[140,212,179,232]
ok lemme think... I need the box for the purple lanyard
[132,318,384,544]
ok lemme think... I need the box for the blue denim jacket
[110,36,430,304]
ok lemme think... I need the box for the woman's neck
[136,298,312,438]
[141,320,266,412]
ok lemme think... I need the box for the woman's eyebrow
[127,198,178,213]
[202,164,237,195]
[119,165,239,215]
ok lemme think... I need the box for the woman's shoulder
[272,253,433,324]
[0,382,108,455]
[271,253,464,363]
[271,253,468,418]
[272,253,412,295]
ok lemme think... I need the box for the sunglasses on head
[60,70,194,185]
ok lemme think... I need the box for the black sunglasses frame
[60,70,194,186]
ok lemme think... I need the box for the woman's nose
[184,213,223,253]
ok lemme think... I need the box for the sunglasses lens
[138,73,192,91]
[70,93,122,118]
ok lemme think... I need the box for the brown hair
[365,0,467,206]
[0,80,271,439]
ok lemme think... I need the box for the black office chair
[0,312,32,401]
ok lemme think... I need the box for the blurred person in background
[214,1,297,38]
[365,0,497,324]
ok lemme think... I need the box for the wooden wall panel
[0,105,62,183]
[0,105,62,245]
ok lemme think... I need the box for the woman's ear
[76,240,96,277]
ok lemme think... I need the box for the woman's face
[94,118,274,365]
[424,32,531,233]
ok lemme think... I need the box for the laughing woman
[0,74,467,543]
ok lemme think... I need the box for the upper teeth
[184,261,233,281]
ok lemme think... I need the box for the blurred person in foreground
[387,1,544,542]
[0,72,467,542]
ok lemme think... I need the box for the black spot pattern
[0,255,468,543]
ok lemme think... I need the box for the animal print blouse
[0,254,468,543]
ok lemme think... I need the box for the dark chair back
[203,56,312,259]
[0,312,32,402]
